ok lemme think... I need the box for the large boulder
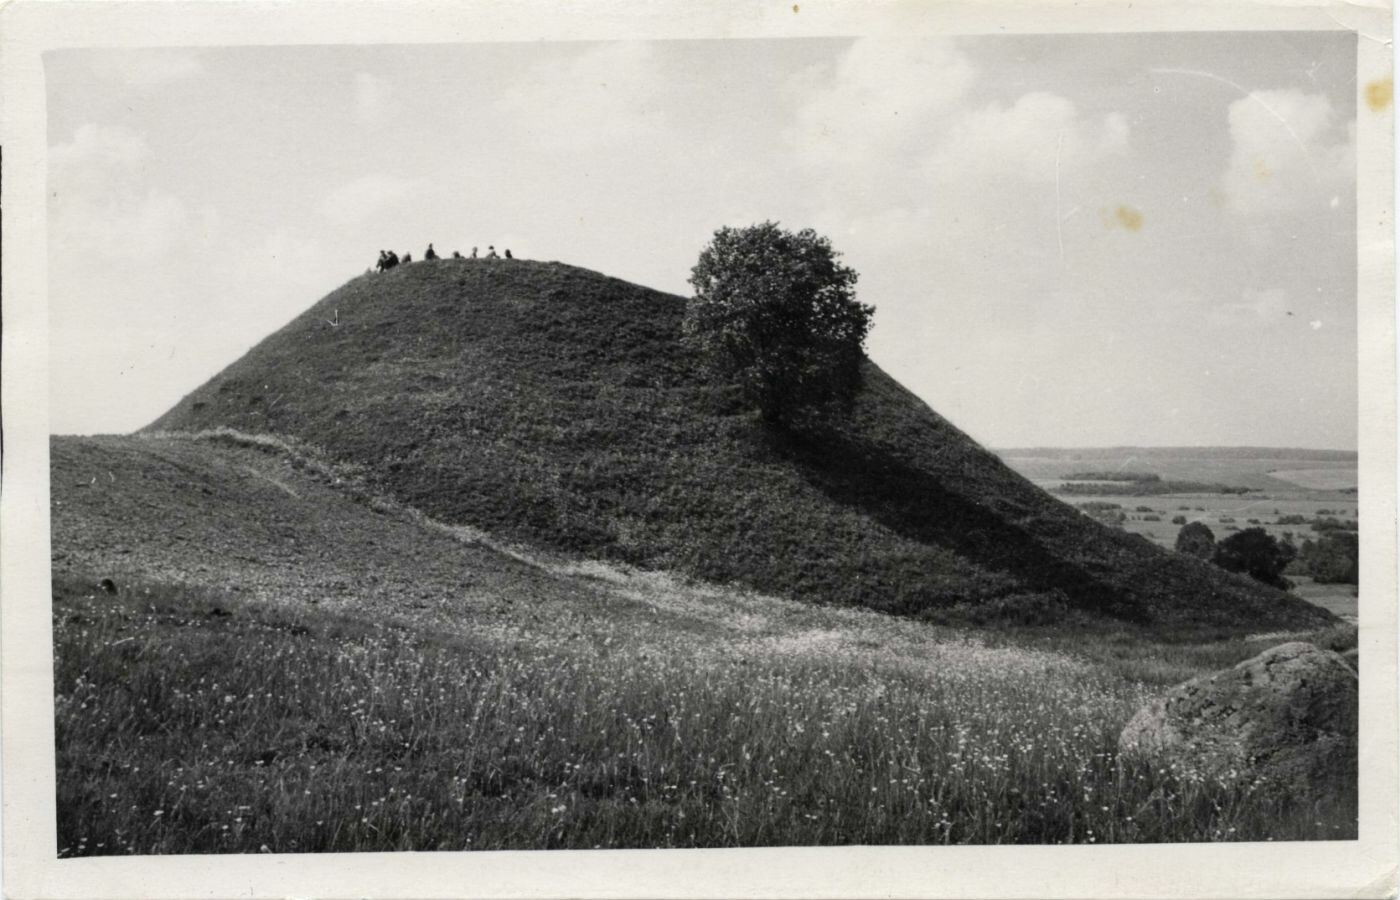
[1118,642,1357,795]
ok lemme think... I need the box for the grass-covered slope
[49,432,1358,853]
[147,259,1329,629]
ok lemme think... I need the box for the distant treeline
[1055,481,1257,497]
[1000,447,1357,462]
[1062,471,1161,483]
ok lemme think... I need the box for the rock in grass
[1118,642,1357,796]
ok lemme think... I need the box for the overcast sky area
[47,33,1357,448]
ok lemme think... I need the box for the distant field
[1268,468,1359,490]
[999,449,1357,494]
[997,448,1360,620]
[1290,577,1359,621]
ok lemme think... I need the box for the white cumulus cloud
[1220,89,1355,217]
[791,38,976,172]
[49,124,207,263]
[926,93,1129,184]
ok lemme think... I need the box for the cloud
[49,124,208,263]
[791,38,976,173]
[88,50,204,88]
[1220,89,1355,217]
[50,121,147,180]
[353,73,393,127]
[320,174,424,225]
[496,42,666,151]
[925,93,1129,184]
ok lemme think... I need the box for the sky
[46,33,1358,448]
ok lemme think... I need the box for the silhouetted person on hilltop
[403,252,413,263]
[424,243,438,261]
[505,249,513,259]
[485,246,499,259]
[471,246,478,259]
[377,250,399,271]
[452,250,462,259]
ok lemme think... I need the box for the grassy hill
[148,258,1329,629]
[49,432,1358,852]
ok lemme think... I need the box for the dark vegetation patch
[146,260,1327,630]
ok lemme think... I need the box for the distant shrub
[1171,515,1187,525]
[1246,518,1261,525]
[1135,506,1154,513]
[1316,509,1334,515]
[1297,532,1359,585]
[1212,527,1294,590]
[1276,515,1308,525]
[1218,517,1236,524]
[1142,515,1161,522]
[1076,502,1126,528]
[1175,521,1216,560]
[1311,517,1354,533]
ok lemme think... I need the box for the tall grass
[53,577,1355,856]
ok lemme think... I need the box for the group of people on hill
[375,243,514,272]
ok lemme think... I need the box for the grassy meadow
[53,573,1356,856]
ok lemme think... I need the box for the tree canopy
[684,222,874,426]
[1212,526,1295,589]
[1174,521,1216,560]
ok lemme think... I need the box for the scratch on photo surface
[1151,67,1321,182]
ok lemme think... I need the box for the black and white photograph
[2,2,1396,898]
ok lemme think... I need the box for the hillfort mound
[149,256,1331,631]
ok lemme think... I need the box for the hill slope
[148,259,1329,629]
[50,432,1358,852]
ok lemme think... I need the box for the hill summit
[149,258,1329,629]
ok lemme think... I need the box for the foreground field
[54,576,1356,855]
[52,433,1357,854]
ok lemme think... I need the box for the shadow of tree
[769,424,1151,623]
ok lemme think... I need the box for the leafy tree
[1300,532,1359,584]
[684,222,874,426]
[1174,521,1216,559]
[1212,526,1294,589]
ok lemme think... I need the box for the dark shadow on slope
[770,424,1152,623]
